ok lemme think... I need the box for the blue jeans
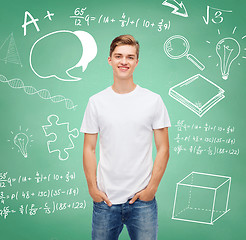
[92,197,158,240]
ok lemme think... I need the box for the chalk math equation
[0,201,86,219]
[0,171,76,188]
[0,171,86,220]
[70,7,171,32]
[173,120,239,156]
[0,187,79,204]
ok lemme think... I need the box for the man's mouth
[118,66,129,71]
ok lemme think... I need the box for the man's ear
[136,58,139,66]
[108,56,112,66]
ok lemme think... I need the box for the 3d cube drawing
[172,172,231,225]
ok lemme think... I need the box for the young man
[81,35,171,240]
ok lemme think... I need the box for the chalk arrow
[162,0,188,17]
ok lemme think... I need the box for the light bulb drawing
[7,126,34,158]
[206,27,246,80]
[13,133,29,158]
[216,37,240,80]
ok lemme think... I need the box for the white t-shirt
[80,84,171,204]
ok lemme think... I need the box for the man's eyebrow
[113,53,136,57]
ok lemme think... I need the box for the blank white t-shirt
[80,84,171,204]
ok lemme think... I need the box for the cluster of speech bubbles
[30,30,97,81]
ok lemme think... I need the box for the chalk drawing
[0,33,22,67]
[172,171,231,225]
[216,37,240,80]
[232,27,237,35]
[0,74,77,110]
[30,30,97,81]
[206,27,245,64]
[163,35,205,71]
[162,0,188,18]
[242,35,246,59]
[169,74,225,117]
[42,114,79,161]
[14,133,29,158]
[7,126,34,158]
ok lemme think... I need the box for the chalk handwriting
[173,120,239,156]
[0,171,76,188]
[22,11,40,36]
[0,171,86,219]
[0,201,86,219]
[22,10,55,36]
[202,6,232,25]
[69,7,171,32]
[44,11,54,21]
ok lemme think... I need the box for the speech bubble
[29,30,97,81]
[73,31,98,72]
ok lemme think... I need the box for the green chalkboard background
[0,0,245,239]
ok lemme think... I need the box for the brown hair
[109,34,139,59]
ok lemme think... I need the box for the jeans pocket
[93,200,104,204]
[137,196,156,204]
[93,201,107,213]
[136,197,156,207]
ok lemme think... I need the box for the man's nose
[120,57,127,64]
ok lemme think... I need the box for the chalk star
[44,11,54,21]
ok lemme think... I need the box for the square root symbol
[172,172,231,225]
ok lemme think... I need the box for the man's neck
[111,79,136,94]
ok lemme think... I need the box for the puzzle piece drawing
[42,114,79,161]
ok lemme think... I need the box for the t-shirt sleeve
[80,98,99,133]
[152,95,171,129]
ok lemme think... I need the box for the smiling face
[108,45,139,81]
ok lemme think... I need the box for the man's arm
[130,127,169,203]
[83,133,112,206]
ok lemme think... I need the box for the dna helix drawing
[0,74,77,110]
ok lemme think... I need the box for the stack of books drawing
[169,74,225,117]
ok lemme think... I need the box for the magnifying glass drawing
[164,35,205,71]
